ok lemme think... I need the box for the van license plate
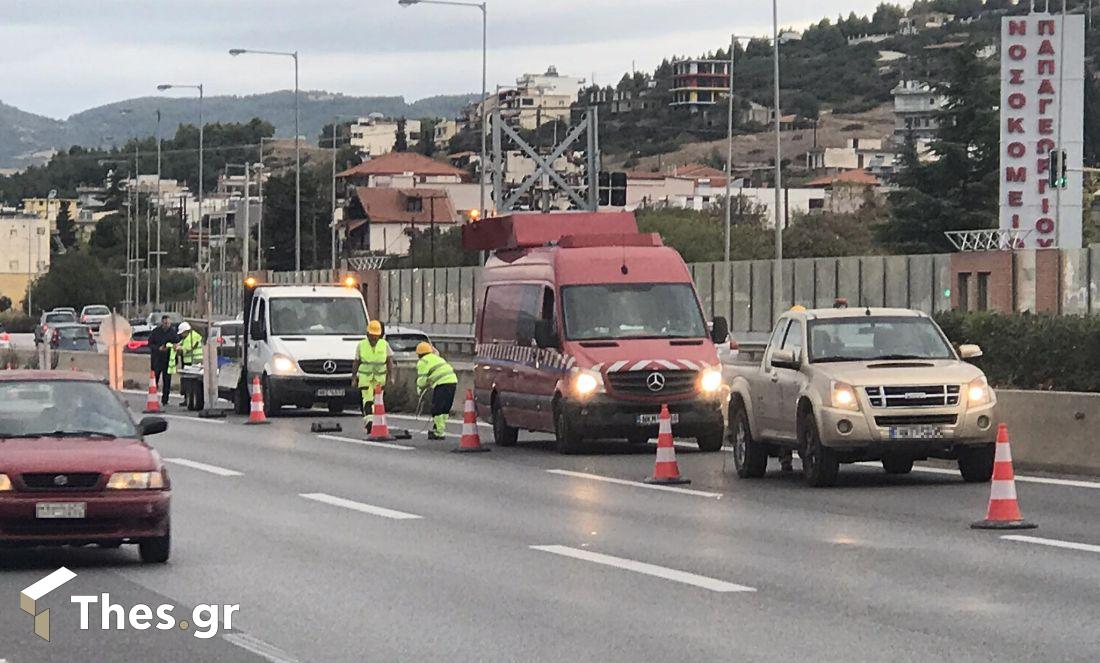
[36,503,86,519]
[889,425,943,440]
[317,388,345,398]
[637,413,679,425]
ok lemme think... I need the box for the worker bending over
[351,320,392,431]
[416,342,458,440]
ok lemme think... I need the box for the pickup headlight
[831,381,860,411]
[106,471,166,490]
[272,354,297,374]
[573,370,603,398]
[0,473,11,491]
[967,377,993,406]
[699,368,723,394]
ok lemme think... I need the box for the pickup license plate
[637,413,679,426]
[317,388,345,398]
[889,425,944,440]
[36,502,86,519]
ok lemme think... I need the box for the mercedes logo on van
[322,360,338,374]
[646,372,666,392]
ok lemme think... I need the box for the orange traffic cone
[245,376,269,425]
[645,405,689,485]
[143,371,161,413]
[368,387,394,440]
[453,389,490,453]
[972,424,1035,530]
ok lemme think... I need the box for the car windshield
[0,381,137,439]
[269,297,367,336]
[45,313,75,324]
[561,283,707,341]
[388,334,428,352]
[808,316,955,363]
[84,306,110,315]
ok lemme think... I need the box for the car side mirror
[534,319,560,349]
[711,316,729,344]
[250,320,266,340]
[138,416,168,436]
[770,348,800,370]
[959,344,983,360]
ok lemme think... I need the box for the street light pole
[230,48,302,271]
[772,0,784,319]
[155,110,163,305]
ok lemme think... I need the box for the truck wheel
[262,375,280,417]
[957,444,995,483]
[491,397,518,447]
[553,403,583,454]
[882,456,914,475]
[695,427,725,453]
[731,403,767,478]
[800,413,839,488]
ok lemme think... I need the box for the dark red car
[0,371,171,563]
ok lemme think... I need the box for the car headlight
[831,381,860,411]
[967,377,993,406]
[106,471,166,490]
[272,354,297,374]
[573,370,603,397]
[0,474,11,491]
[700,368,722,393]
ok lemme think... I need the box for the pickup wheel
[882,456,914,475]
[730,403,767,478]
[957,443,995,483]
[553,403,583,454]
[800,412,839,488]
[491,397,519,447]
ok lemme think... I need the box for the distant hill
[0,90,477,170]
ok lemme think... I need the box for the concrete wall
[996,390,1100,476]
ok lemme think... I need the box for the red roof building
[337,152,469,186]
[341,187,458,257]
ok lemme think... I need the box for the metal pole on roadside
[723,33,735,265]
[771,0,784,319]
[156,110,163,306]
[243,162,251,276]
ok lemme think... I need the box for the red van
[465,211,728,454]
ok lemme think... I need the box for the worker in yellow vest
[351,320,392,431]
[416,342,458,440]
[172,321,205,402]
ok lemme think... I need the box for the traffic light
[598,171,611,206]
[610,172,628,207]
[1049,149,1068,188]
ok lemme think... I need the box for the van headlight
[272,354,297,374]
[573,370,603,398]
[700,368,722,394]
[831,381,860,411]
[967,377,993,406]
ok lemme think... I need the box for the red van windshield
[561,283,706,341]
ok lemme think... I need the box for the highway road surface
[2,392,1099,662]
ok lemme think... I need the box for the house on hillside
[892,80,945,142]
[806,138,900,178]
[340,187,458,257]
[336,151,468,188]
[669,59,730,110]
[350,116,422,159]
[805,169,883,214]
[899,11,954,35]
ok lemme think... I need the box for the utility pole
[155,110,163,306]
[772,0,784,318]
[243,162,251,276]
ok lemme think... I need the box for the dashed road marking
[299,492,422,520]
[546,469,722,499]
[317,434,416,450]
[530,545,755,592]
[1001,535,1100,554]
[164,458,243,477]
[223,632,299,663]
[855,461,1100,489]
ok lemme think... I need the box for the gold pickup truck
[722,307,997,487]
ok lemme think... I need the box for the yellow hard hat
[416,342,433,356]
[367,320,383,335]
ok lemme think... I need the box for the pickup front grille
[865,385,960,408]
[298,359,354,375]
[22,473,101,490]
[874,414,958,426]
[606,370,697,396]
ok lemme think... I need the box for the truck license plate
[637,413,679,425]
[36,502,86,519]
[889,425,944,440]
[317,388,345,398]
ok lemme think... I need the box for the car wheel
[731,403,767,478]
[139,528,170,564]
[553,402,583,454]
[800,412,839,488]
[491,397,518,447]
[882,455,914,475]
[957,443,995,483]
[328,402,345,415]
[262,375,280,417]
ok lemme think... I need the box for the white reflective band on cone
[658,419,672,435]
[656,447,677,463]
[990,480,1018,501]
[462,422,475,436]
[995,443,1013,462]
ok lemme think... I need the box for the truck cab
[465,211,726,453]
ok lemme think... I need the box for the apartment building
[670,59,730,109]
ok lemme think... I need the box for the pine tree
[395,118,409,153]
[55,200,76,250]
[880,43,999,253]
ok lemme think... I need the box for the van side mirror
[250,320,266,340]
[534,319,559,349]
[770,348,800,370]
[711,316,729,344]
[959,344,983,360]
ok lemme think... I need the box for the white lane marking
[164,458,243,477]
[1001,535,1100,555]
[223,632,299,663]
[531,545,755,592]
[299,492,422,520]
[158,413,226,425]
[21,567,77,602]
[855,461,1100,489]
[317,434,416,450]
[546,469,722,499]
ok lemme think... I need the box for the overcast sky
[1,0,890,119]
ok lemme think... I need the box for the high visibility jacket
[356,338,390,386]
[167,345,179,375]
[180,330,204,365]
[417,353,457,392]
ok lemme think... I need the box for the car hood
[0,437,156,473]
[564,338,718,373]
[810,359,984,386]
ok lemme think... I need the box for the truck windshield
[808,317,955,362]
[561,283,707,341]
[269,297,367,336]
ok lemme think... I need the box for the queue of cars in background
[48,323,97,352]
[34,310,77,344]
[79,305,112,331]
